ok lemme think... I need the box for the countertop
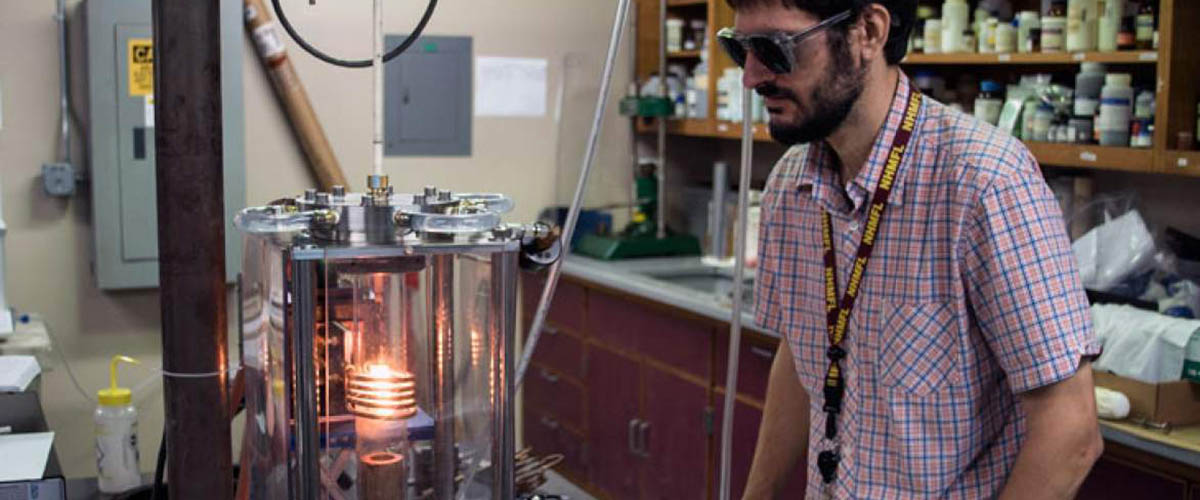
[561,255,771,336]
[558,255,1200,471]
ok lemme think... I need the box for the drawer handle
[540,416,559,430]
[538,367,559,383]
[749,345,775,360]
[628,418,641,454]
[638,421,652,458]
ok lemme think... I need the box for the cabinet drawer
[530,326,585,380]
[588,290,713,379]
[715,333,777,402]
[522,273,587,334]
[523,409,589,483]
[523,364,584,430]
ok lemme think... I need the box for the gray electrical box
[385,35,472,157]
[86,0,245,290]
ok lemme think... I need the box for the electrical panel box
[86,0,245,290]
[385,35,472,157]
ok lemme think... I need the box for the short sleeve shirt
[754,72,1100,499]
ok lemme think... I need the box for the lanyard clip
[818,450,840,484]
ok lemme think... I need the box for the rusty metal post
[152,0,233,498]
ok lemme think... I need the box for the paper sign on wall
[474,57,547,117]
[128,38,154,96]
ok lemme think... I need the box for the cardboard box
[1094,371,1200,426]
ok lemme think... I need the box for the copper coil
[347,364,418,420]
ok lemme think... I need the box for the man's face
[735,5,866,145]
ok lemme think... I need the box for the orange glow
[347,363,417,420]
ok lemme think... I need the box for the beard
[758,38,866,146]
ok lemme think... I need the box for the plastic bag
[1071,193,1158,292]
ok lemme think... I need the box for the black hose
[270,0,438,68]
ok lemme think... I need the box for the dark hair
[724,0,917,65]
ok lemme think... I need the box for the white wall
[0,0,633,478]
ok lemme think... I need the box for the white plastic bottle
[95,356,141,494]
[1097,0,1122,51]
[942,0,970,53]
[1098,73,1133,146]
[924,19,943,54]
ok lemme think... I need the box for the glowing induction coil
[347,363,417,420]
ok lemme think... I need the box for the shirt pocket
[876,301,962,395]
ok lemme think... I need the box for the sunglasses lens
[749,37,792,74]
[718,36,747,68]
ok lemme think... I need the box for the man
[718,1,1103,498]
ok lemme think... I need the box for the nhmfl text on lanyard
[817,88,921,485]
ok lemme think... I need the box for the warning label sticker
[128,38,153,96]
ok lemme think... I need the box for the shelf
[637,118,772,142]
[667,50,703,59]
[641,120,1161,171]
[902,50,1158,65]
[1161,150,1200,176]
[1025,143,1154,172]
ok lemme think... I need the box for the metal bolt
[332,185,346,197]
[315,193,330,204]
[304,188,317,201]
[424,186,437,197]
[437,189,452,201]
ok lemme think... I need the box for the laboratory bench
[521,255,1200,499]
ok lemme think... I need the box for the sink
[638,266,754,304]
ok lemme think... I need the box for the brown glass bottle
[1135,1,1155,50]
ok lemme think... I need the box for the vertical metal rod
[290,259,319,500]
[490,252,518,500]
[718,87,755,500]
[56,0,70,165]
[517,0,633,386]
[430,255,456,499]
[656,0,668,240]
[152,0,232,497]
[372,0,384,177]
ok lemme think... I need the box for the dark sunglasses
[717,10,853,74]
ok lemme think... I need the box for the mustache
[755,83,798,102]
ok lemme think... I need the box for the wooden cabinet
[586,345,644,499]
[642,366,711,500]
[1075,441,1200,500]
[521,273,800,499]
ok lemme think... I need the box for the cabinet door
[711,399,807,499]
[587,346,642,499]
[641,367,710,500]
[1076,455,1188,500]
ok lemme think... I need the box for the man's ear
[855,4,892,64]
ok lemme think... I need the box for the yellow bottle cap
[97,355,139,406]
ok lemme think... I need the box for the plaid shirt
[755,73,1099,499]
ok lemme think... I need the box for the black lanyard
[817,87,921,485]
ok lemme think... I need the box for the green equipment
[575,162,701,260]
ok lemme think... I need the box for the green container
[618,96,674,118]
[1184,330,1200,383]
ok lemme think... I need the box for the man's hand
[999,361,1103,500]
